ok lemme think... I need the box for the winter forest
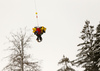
[0,0,100,71]
[1,20,100,71]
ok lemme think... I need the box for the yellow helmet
[32,28,36,33]
[44,27,46,31]
[41,26,44,30]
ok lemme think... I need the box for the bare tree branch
[3,28,40,71]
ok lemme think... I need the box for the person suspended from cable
[32,26,46,42]
[33,0,47,42]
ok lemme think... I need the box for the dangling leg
[36,36,39,42]
[38,35,42,42]
[36,34,39,42]
[36,34,42,42]
[40,36,42,42]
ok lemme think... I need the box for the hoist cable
[34,0,39,27]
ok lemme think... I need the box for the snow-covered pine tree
[73,20,95,71]
[91,24,100,71]
[58,55,75,71]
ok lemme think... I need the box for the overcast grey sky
[0,0,100,71]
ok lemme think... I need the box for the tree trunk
[21,38,24,71]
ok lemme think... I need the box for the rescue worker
[32,26,46,42]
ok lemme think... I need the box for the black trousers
[36,34,42,42]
